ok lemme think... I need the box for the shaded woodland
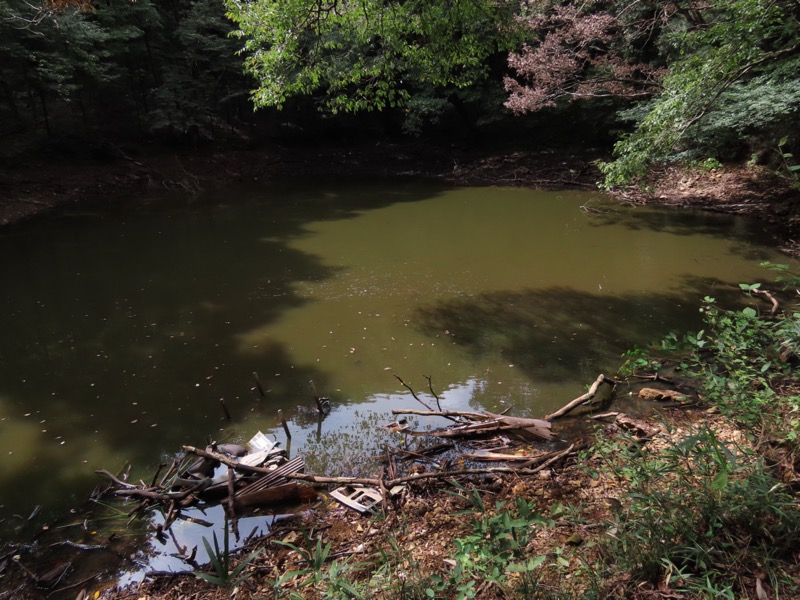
[2,0,797,188]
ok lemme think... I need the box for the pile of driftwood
[96,433,317,532]
[96,372,685,521]
[278,374,625,513]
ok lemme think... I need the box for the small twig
[150,463,166,488]
[278,409,291,439]
[424,375,443,412]
[94,469,138,489]
[391,408,490,420]
[253,372,267,397]
[226,468,236,520]
[631,373,673,384]
[589,412,620,420]
[394,375,435,412]
[219,398,232,421]
[45,572,96,595]
[47,541,105,551]
[158,460,178,488]
[310,381,330,414]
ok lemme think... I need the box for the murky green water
[0,178,792,540]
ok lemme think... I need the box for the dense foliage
[1,0,799,181]
[224,0,521,114]
[503,0,800,186]
[600,0,800,187]
[0,0,253,147]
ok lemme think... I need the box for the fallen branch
[545,374,615,421]
[424,375,444,412]
[181,446,283,476]
[514,442,590,469]
[391,442,453,461]
[631,373,673,384]
[589,412,620,420]
[391,409,552,440]
[460,450,536,462]
[394,375,442,415]
[283,444,581,489]
[392,409,488,420]
[94,469,138,490]
[111,477,210,502]
[751,288,780,316]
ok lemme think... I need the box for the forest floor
[95,409,788,600]
[2,143,800,599]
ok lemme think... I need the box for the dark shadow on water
[108,175,450,234]
[0,180,454,535]
[584,202,778,260]
[414,276,742,384]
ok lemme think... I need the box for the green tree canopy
[0,0,257,145]
[505,0,800,187]
[223,0,521,113]
[597,0,800,187]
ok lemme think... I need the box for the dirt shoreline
[0,142,595,229]
[3,142,799,253]
[94,408,766,600]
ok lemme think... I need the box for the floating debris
[96,431,315,533]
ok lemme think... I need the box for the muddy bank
[97,408,775,600]
[3,141,799,251]
[617,163,800,255]
[0,142,597,229]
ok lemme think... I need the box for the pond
[0,178,792,568]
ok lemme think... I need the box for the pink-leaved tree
[504,0,673,114]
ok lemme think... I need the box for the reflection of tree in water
[414,279,742,383]
[303,410,415,478]
[0,493,156,598]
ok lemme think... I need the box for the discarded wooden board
[384,419,409,432]
[207,433,287,486]
[463,436,512,451]
[235,456,305,499]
